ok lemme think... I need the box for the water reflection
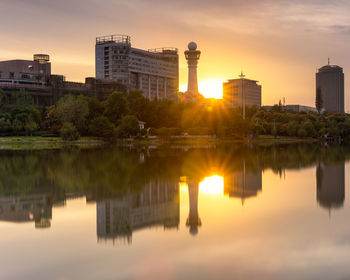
[97,179,179,244]
[0,195,52,228]
[0,144,349,238]
[187,181,201,235]
[224,160,262,204]
[317,162,345,211]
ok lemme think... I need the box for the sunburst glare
[199,175,224,195]
[180,79,224,99]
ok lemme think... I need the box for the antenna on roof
[239,67,245,79]
[328,57,330,65]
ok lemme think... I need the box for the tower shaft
[185,48,201,94]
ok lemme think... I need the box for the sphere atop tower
[188,42,197,51]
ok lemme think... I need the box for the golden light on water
[199,175,224,195]
[180,79,224,99]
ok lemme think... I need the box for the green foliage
[60,122,80,141]
[12,119,23,135]
[287,121,298,136]
[0,117,11,133]
[116,115,140,138]
[55,95,89,133]
[104,92,129,125]
[89,116,116,140]
[297,128,307,138]
[25,116,38,136]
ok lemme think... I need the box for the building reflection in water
[316,162,345,211]
[224,161,262,205]
[0,195,53,228]
[186,181,201,236]
[97,180,179,244]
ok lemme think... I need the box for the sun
[180,78,224,99]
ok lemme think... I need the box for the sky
[1,0,350,109]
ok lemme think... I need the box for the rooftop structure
[95,34,179,100]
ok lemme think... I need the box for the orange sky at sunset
[2,0,350,109]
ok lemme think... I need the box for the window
[9,72,14,79]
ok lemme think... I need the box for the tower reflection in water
[186,181,201,236]
[316,162,345,211]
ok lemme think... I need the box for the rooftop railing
[147,47,178,54]
[96,35,131,45]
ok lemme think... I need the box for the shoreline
[0,136,320,150]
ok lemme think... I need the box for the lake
[0,143,349,280]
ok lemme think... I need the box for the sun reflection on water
[199,175,224,195]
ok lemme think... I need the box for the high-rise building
[95,34,179,100]
[223,75,262,108]
[316,62,344,113]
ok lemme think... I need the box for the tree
[116,115,140,138]
[55,95,89,133]
[104,92,129,125]
[60,122,80,141]
[89,116,116,140]
[12,119,23,135]
[0,89,8,111]
[25,116,38,136]
[287,121,298,137]
[301,121,317,137]
[0,118,11,133]
[316,87,323,114]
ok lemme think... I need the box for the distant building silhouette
[316,162,345,210]
[316,62,344,113]
[186,181,201,236]
[95,34,179,100]
[223,75,261,108]
[97,180,179,244]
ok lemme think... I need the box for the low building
[223,75,262,108]
[0,54,51,85]
[263,104,317,112]
[0,54,127,106]
[283,104,317,113]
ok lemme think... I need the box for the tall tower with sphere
[185,42,201,94]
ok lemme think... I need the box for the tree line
[1,88,350,141]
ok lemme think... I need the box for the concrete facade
[95,35,179,100]
[223,78,262,108]
[316,64,344,113]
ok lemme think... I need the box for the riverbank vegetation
[1,89,350,142]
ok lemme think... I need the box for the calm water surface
[0,144,350,280]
